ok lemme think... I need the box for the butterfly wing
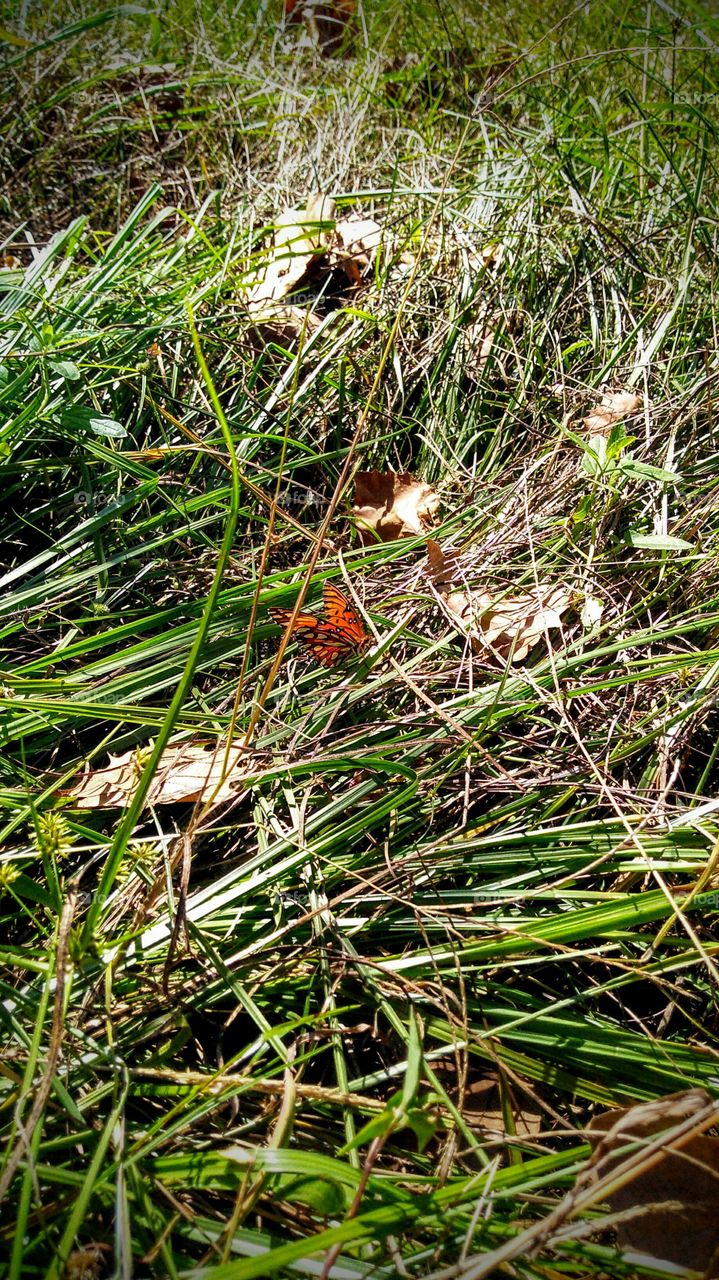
[297,621,359,666]
[322,582,368,649]
[268,608,321,649]
[270,609,354,667]
[269,585,368,666]
[269,607,319,633]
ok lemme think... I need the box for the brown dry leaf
[352,470,440,544]
[332,215,382,285]
[462,1078,543,1139]
[467,241,504,274]
[428,544,570,662]
[283,0,357,56]
[65,1245,111,1280]
[467,1106,543,1139]
[583,390,642,437]
[246,194,335,316]
[460,585,570,662]
[587,1090,719,1275]
[69,742,248,809]
[248,303,322,345]
[426,537,463,587]
[245,197,382,337]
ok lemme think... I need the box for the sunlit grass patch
[1,1,719,1276]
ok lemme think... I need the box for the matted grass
[1,1,719,1277]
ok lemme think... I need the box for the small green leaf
[149,12,162,53]
[0,23,31,46]
[8,873,55,909]
[89,415,126,438]
[340,1096,401,1153]
[572,494,593,527]
[49,359,81,381]
[605,424,635,461]
[60,404,127,438]
[581,436,606,475]
[405,1106,440,1153]
[619,459,681,484]
[276,1174,346,1214]
[626,531,694,551]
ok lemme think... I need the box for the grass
[1,0,719,1276]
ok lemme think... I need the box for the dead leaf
[467,241,504,274]
[284,0,356,55]
[450,586,570,662]
[580,593,604,629]
[332,215,382,285]
[64,1245,111,1280]
[587,1090,719,1275]
[352,470,440,544]
[467,1106,543,1139]
[248,303,322,345]
[462,1078,543,1139]
[246,194,335,316]
[245,197,383,338]
[427,537,463,587]
[68,742,249,809]
[583,390,642,437]
[428,543,570,662]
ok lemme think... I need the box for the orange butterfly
[269,581,369,667]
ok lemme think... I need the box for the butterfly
[269,581,370,667]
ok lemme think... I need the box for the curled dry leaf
[68,742,248,810]
[246,197,382,338]
[586,1089,719,1275]
[246,194,336,316]
[448,585,571,662]
[332,215,382,285]
[583,390,642,438]
[426,537,463,587]
[428,541,571,663]
[352,470,440,544]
